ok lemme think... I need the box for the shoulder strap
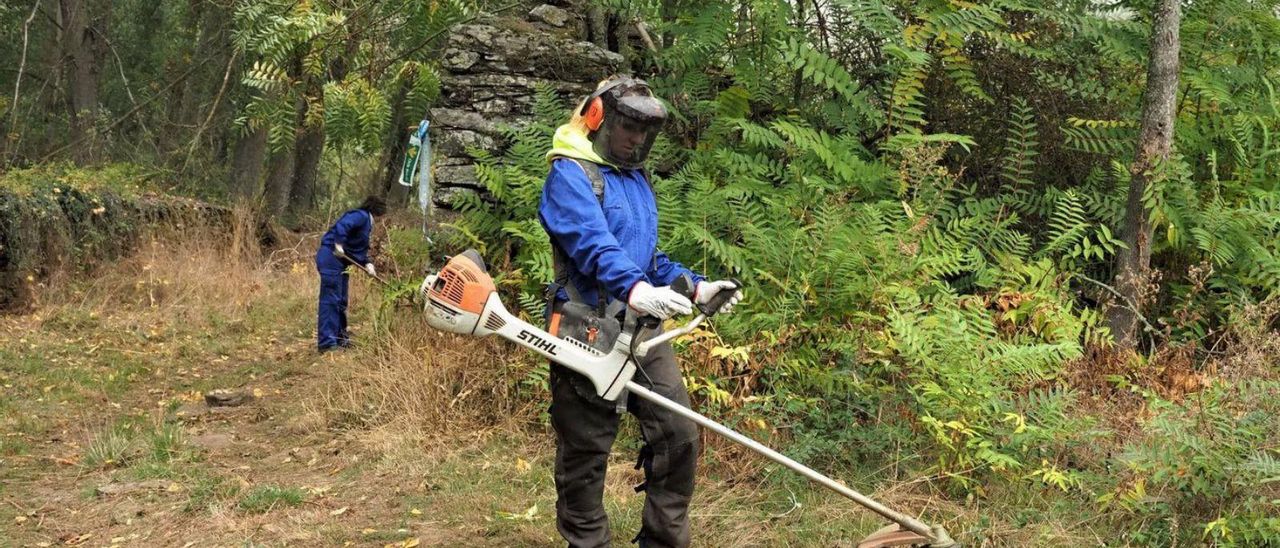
[550,158,610,313]
[567,157,607,203]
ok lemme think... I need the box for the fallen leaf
[361,528,376,535]
[410,508,422,516]
[14,515,27,524]
[64,533,92,545]
[403,539,421,548]
[515,457,530,473]
[330,507,348,516]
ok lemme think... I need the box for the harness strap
[548,157,658,316]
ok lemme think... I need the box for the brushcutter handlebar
[671,274,741,317]
[629,275,742,358]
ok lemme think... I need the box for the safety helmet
[579,76,667,169]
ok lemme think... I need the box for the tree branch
[182,50,240,174]
[99,29,161,157]
[634,19,658,52]
[39,59,212,163]
[6,0,41,165]
[1077,273,1159,337]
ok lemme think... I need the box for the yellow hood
[545,120,613,167]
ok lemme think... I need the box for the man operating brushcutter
[538,75,742,548]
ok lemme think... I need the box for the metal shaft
[624,380,937,540]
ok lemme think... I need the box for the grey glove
[695,280,743,315]
[628,281,693,320]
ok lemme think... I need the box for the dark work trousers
[548,330,699,548]
[316,272,350,350]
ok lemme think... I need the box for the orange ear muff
[582,97,605,131]
[579,77,633,132]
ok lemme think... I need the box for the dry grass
[315,325,546,458]
[23,209,1278,546]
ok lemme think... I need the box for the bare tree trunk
[264,138,297,217]
[380,77,413,204]
[60,0,112,165]
[289,115,325,215]
[264,56,304,218]
[1109,0,1181,351]
[289,32,363,217]
[229,126,267,201]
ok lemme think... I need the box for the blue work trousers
[317,272,350,350]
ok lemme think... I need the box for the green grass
[239,485,306,513]
[185,471,241,513]
[83,425,136,468]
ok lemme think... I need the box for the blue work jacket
[315,209,374,275]
[538,158,703,306]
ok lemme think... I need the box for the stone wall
[429,4,623,209]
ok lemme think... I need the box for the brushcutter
[418,250,959,548]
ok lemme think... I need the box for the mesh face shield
[590,83,667,169]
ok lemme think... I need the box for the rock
[434,166,480,189]
[188,433,234,452]
[430,108,510,136]
[445,25,622,81]
[424,9,625,217]
[442,48,480,71]
[204,388,254,407]
[435,130,497,158]
[529,4,571,27]
[96,479,170,497]
[433,187,481,208]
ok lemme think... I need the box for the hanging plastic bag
[415,119,431,217]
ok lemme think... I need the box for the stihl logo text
[518,330,559,356]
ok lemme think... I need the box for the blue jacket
[315,209,374,275]
[539,158,703,305]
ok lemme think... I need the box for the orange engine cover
[429,251,495,314]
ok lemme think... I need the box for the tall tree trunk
[1109,0,1181,351]
[263,53,305,219]
[229,126,268,201]
[290,122,325,215]
[380,77,413,204]
[290,38,358,217]
[264,140,297,218]
[60,0,111,165]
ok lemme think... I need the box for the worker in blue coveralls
[538,75,743,548]
[314,195,387,353]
